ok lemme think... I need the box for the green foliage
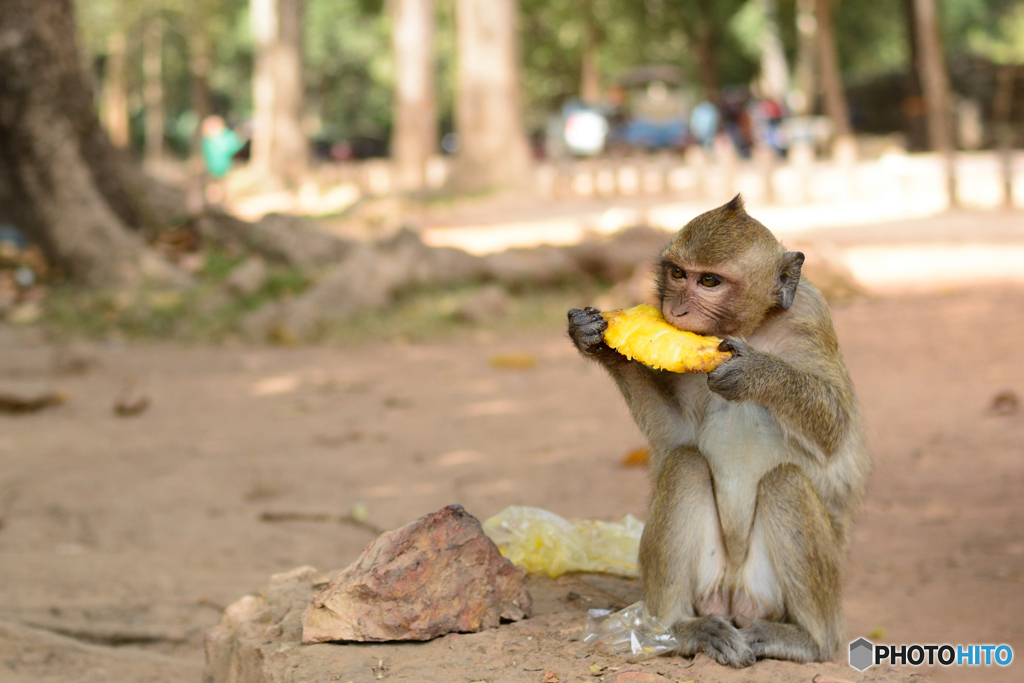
[305,0,392,142]
[969,3,1024,64]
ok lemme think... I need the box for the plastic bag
[482,506,643,578]
[582,601,680,660]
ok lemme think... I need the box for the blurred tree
[143,14,166,164]
[913,0,956,204]
[103,30,130,147]
[390,0,437,190]
[914,0,954,153]
[305,0,392,147]
[970,4,1024,206]
[815,0,852,140]
[578,0,602,105]
[251,0,308,185]
[792,0,816,116]
[0,0,165,284]
[451,0,532,191]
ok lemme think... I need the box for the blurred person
[201,115,245,203]
[721,88,752,158]
[690,100,719,153]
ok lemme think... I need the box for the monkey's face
[658,259,745,337]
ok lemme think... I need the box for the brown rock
[301,504,531,643]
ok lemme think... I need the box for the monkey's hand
[707,338,758,401]
[567,306,618,360]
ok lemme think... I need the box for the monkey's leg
[740,463,843,663]
[639,446,755,668]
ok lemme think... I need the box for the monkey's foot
[737,618,821,663]
[673,615,756,668]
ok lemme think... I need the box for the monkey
[567,195,870,667]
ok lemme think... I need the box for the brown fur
[566,197,870,667]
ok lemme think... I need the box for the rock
[224,257,269,297]
[569,226,671,283]
[483,245,585,286]
[459,284,509,324]
[301,504,531,643]
[243,229,488,341]
[195,210,351,268]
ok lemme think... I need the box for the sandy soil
[0,285,1022,682]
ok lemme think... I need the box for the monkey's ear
[777,251,804,309]
[724,193,745,214]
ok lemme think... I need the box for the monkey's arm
[706,338,852,457]
[568,307,693,454]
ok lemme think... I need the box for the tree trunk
[187,30,213,213]
[912,0,956,203]
[693,0,721,103]
[757,0,790,103]
[793,0,816,116]
[901,0,929,151]
[251,0,308,187]
[0,0,164,285]
[579,0,601,105]
[390,0,437,192]
[815,0,852,138]
[143,16,165,166]
[102,30,130,149]
[913,0,953,152]
[451,0,532,192]
[993,64,1015,208]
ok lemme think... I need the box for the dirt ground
[0,281,1022,682]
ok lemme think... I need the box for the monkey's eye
[699,274,721,287]
[670,266,685,279]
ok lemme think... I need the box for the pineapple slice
[601,304,732,373]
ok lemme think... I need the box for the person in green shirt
[200,115,244,179]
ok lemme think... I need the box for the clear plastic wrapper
[482,505,643,578]
[582,601,679,660]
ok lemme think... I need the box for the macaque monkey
[567,196,869,667]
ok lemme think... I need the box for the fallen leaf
[621,446,650,467]
[489,352,538,370]
[589,662,607,674]
[541,671,560,683]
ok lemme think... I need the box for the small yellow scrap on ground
[601,304,732,373]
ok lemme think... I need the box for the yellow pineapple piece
[601,304,732,373]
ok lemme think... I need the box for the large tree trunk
[815,0,852,139]
[390,0,437,192]
[693,0,722,103]
[102,30,130,149]
[900,0,928,151]
[451,0,532,192]
[993,64,1015,208]
[912,0,956,202]
[0,0,165,285]
[251,0,308,187]
[143,16,165,166]
[793,0,816,116]
[579,0,601,105]
[757,0,790,103]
